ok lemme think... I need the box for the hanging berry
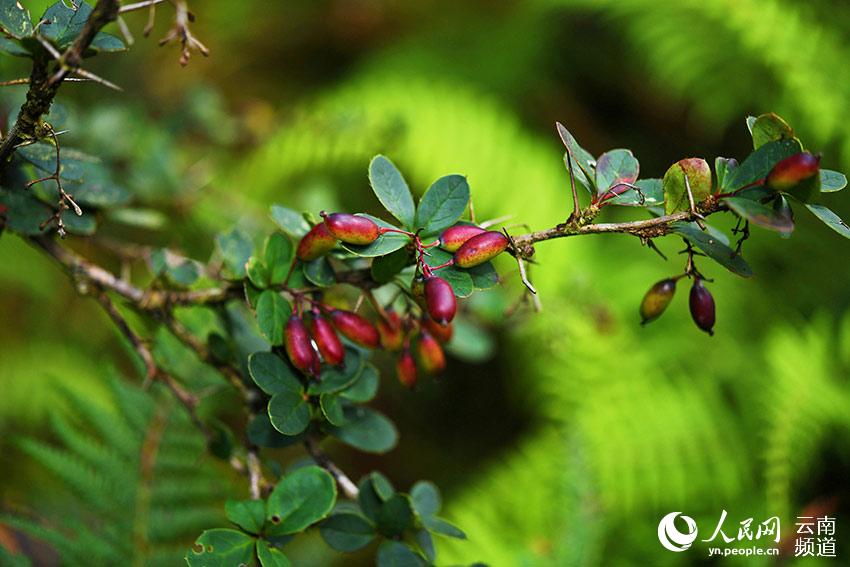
[376,310,404,351]
[766,152,820,191]
[284,315,319,375]
[321,212,380,245]
[422,316,453,343]
[396,348,418,389]
[417,331,446,374]
[330,309,380,348]
[689,279,716,335]
[309,314,345,366]
[424,275,457,324]
[454,230,509,268]
[639,278,677,325]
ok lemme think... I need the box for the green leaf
[342,214,411,257]
[186,529,255,567]
[369,155,415,228]
[307,348,363,395]
[595,149,639,194]
[247,413,304,449]
[750,113,795,149]
[820,169,847,193]
[339,364,379,402]
[303,257,335,287]
[40,2,111,51]
[423,248,474,297]
[319,514,375,552]
[415,174,470,235]
[248,352,302,395]
[466,261,499,290]
[216,228,254,279]
[320,393,345,426]
[265,233,294,284]
[225,500,266,534]
[663,158,711,215]
[714,158,736,189]
[0,188,51,235]
[256,540,290,567]
[266,466,337,534]
[149,249,200,287]
[89,31,125,52]
[423,516,466,539]
[0,0,32,39]
[376,541,428,567]
[328,406,398,454]
[358,476,383,522]
[805,204,850,239]
[722,196,794,233]
[556,122,596,193]
[268,390,310,436]
[410,481,441,517]
[672,223,753,277]
[246,257,270,289]
[61,209,96,236]
[376,494,413,538]
[723,139,801,192]
[371,247,411,283]
[415,529,436,563]
[0,36,29,56]
[17,142,85,181]
[255,291,290,346]
[606,178,663,207]
[271,205,311,238]
[370,472,395,501]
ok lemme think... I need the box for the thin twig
[305,435,359,499]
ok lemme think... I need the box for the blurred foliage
[2,0,850,565]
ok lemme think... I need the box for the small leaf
[722,196,794,233]
[149,249,200,287]
[423,516,466,539]
[268,390,310,436]
[805,204,850,239]
[247,413,304,449]
[0,188,51,235]
[255,291,291,346]
[410,481,441,517]
[246,257,270,289]
[307,348,363,395]
[185,529,255,567]
[415,174,470,235]
[256,540,291,567]
[320,514,375,552]
[371,247,411,284]
[672,223,753,278]
[0,0,32,39]
[595,149,639,194]
[714,157,737,189]
[89,31,125,52]
[606,178,663,207]
[216,227,254,279]
[342,214,411,257]
[416,529,436,562]
[376,541,428,567]
[370,472,395,501]
[266,465,337,534]
[723,139,801,192]
[339,364,379,402]
[248,352,302,395]
[265,233,294,284]
[376,494,413,538]
[328,406,399,454]
[555,122,596,193]
[750,113,795,149]
[820,169,847,193]
[358,476,383,522]
[271,204,311,238]
[369,155,416,228]
[423,248,474,297]
[320,393,345,426]
[225,499,266,534]
[466,260,499,290]
[663,158,711,215]
[17,142,85,181]
[303,257,335,287]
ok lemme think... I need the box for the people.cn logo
[658,512,699,552]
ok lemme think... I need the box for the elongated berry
[766,152,820,191]
[285,315,319,374]
[422,316,453,343]
[330,309,380,348]
[689,279,716,336]
[377,310,404,351]
[396,349,417,389]
[417,331,446,374]
[322,212,380,245]
[424,275,456,324]
[454,231,509,268]
[640,278,677,325]
[439,224,486,252]
[297,222,336,261]
[411,275,427,308]
[309,315,345,366]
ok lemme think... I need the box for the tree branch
[305,435,359,500]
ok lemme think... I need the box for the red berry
[454,231,509,268]
[411,275,427,309]
[284,315,319,374]
[766,152,820,191]
[422,316,453,343]
[329,309,380,348]
[424,275,456,324]
[439,224,486,253]
[639,278,677,325]
[297,223,337,261]
[396,349,417,389]
[689,279,716,336]
[309,314,345,366]
[377,310,404,351]
[322,212,380,245]
[417,331,446,374]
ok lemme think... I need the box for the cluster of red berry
[283,212,511,387]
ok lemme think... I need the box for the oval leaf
[415,174,470,235]
[248,352,302,395]
[328,407,398,454]
[369,155,415,228]
[556,122,596,192]
[820,169,847,193]
[268,391,310,436]
[723,138,801,192]
[672,223,753,277]
[595,149,639,194]
[225,499,266,534]
[663,158,711,215]
[805,204,850,239]
[320,514,375,552]
[410,481,441,518]
[256,540,291,567]
[185,529,255,567]
[266,466,337,534]
[722,196,794,233]
[750,113,795,149]
[256,291,291,346]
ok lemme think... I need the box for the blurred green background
[2,0,850,565]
